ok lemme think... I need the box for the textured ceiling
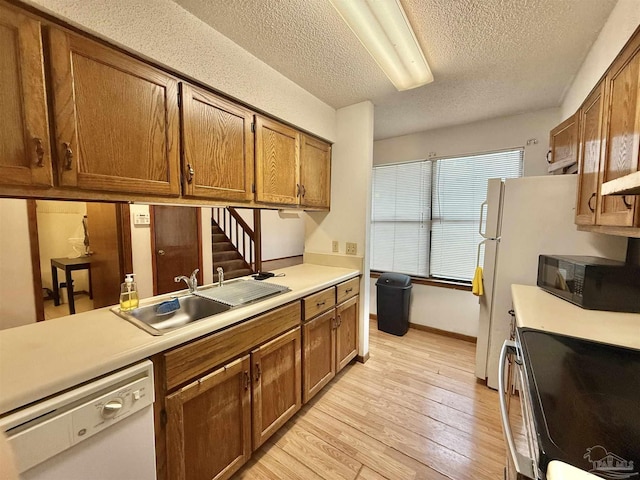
[172,0,616,140]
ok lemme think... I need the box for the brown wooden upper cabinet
[49,28,181,196]
[598,30,640,227]
[254,115,300,205]
[575,81,605,226]
[300,134,331,208]
[0,4,52,188]
[548,114,578,170]
[255,115,332,209]
[180,84,254,200]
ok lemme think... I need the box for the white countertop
[511,284,640,350]
[0,264,359,415]
[547,461,600,480]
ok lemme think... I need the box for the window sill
[370,271,472,292]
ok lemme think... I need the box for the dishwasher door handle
[498,340,536,480]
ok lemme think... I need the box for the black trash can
[376,273,412,336]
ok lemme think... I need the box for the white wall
[371,107,563,337]
[374,107,561,177]
[200,208,213,285]
[234,208,305,261]
[26,0,335,141]
[0,199,36,329]
[305,101,375,358]
[262,211,304,261]
[561,0,640,118]
[129,204,154,299]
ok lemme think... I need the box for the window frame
[370,148,524,288]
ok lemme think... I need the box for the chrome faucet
[217,267,224,287]
[174,268,199,293]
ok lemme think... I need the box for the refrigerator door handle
[479,201,488,238]
[477,239,487,268]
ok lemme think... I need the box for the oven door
[499,340,538,480]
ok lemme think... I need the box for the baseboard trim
[369,313,477,344]
[357,353,370,363]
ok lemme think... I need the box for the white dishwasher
[0,360,156,480]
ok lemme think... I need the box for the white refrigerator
[475,175,628,389]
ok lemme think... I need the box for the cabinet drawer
[164,302,301,390]
[303,287,336,321]
[336,277,359,304]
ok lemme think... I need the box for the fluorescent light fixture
[329,0,433,91]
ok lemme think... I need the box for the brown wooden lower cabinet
[166,355,252,480]
[154,286,358,480]
[336,295,359,372]
[302,309,336,403]
[302,293,359,403]
[251,326,302,450]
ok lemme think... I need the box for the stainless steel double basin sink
[111,279,290,335]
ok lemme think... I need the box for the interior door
[85,203,132,308]
[152,206,202,295]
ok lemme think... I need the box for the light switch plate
[134,212,150,225]
[332,241,339,253]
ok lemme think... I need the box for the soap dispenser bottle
[120,273,139,311]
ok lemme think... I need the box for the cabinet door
[300,134,331,208]
[549,114,578,169]
[251,327,301,449]
[254,115,300,205]
[49,28,180,196]
[302,309,336,403]
[0,5,52,187]
[598,32,640,226]
[166,355,251,480]
[575,82,605,225]
[336,296,359,373]
[181,84,254,200]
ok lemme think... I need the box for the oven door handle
[499,340,536,480]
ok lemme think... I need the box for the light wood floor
[43,295,94,320]
[233,321,509,480]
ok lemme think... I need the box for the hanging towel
[472,266,484,296]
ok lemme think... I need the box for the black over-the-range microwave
[537,254,640,313]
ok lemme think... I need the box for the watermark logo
[583,445,638,479]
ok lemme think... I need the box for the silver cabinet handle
[158,250,165,256]
[498,340,535,479]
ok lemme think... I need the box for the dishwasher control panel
[0,361,154,474]
[72,375,152,440]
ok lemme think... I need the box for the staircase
[212,208,262,282]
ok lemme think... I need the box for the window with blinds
[371,149,523,282]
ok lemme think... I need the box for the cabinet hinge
[251,123,255,133]
[252,183,256,193]
[177,91,181,107]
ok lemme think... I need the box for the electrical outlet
[346,242,357,255]
[332,240,339,253]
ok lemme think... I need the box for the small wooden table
[51,257,93,315]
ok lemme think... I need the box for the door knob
[158,250,165,256]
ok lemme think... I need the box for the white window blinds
[371,149,523,282]
[430,149,523,281]
[371,161,431,277]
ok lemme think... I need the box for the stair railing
[212,207,262,273]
